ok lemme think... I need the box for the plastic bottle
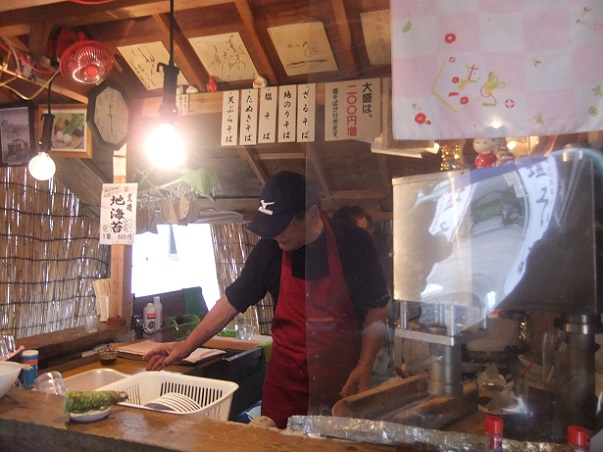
[153,296,163,329]
[567,425,589,452]
[143,302,157,334]
[485,415,503,452]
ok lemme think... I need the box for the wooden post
[109,152,133,325]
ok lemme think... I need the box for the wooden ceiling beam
[238,146,267,185]
[140,79,397,116]
[0,0,236,37]
[256,152,306,160]
[329,0,357,76]
[233,0,276,86]
[152,12,208,91]
[330,189,386,200]
[305,143,332,202]
[0,0,63,13]
[0,64,87,103]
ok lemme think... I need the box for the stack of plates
[144,392,202,413]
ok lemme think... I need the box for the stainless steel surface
[391,150,603,443]
[428,342,462,397]
[393,152,600,316]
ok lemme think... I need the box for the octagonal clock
[87,80,130,150]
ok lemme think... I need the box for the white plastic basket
[96,371,238,421]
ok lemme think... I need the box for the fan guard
[59,40,114,85]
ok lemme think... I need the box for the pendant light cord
[47,78,52,116]
[169,0,174,66]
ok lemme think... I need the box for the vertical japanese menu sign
[324,78,381,141]
[297,84,316,142]
[239,88,259,145]
[239,88,258,146]
[278,85,297,142]
[100,183,137,245]
[221,91,239,146]
[258,87,277,144]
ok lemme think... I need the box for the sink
[64,369,128,391]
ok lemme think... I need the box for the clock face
[89,85,129,149]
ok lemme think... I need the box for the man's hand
[340,363,372,398]
[143,342,189,371]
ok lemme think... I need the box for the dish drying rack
[97,371,238,420]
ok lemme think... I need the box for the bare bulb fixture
[28,152,56,181]
[144,0,185,169]
[29,101,56,181]
[145,123,185,169]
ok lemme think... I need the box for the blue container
[20,349,38,389]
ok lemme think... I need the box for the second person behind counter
[143,171,390,429]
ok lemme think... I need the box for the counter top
[0,387,407,452]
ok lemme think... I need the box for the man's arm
[144,294,239,370]
[340,306,388,397]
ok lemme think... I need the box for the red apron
[262,213,361,428]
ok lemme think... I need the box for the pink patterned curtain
[391,0,603,140]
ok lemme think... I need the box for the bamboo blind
[210,223,274,335]
[0,167,110,339]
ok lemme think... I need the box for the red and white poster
[324,78,381,141]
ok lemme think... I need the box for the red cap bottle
[567,425,588,451]
[485,415,503,452]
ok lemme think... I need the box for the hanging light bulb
[145,0,185,168]
[28,151,56,181]
[145,122,185,169]
[29,81,57,181]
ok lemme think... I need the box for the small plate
[68,406,111,423]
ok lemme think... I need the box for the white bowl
[0,361,22,398]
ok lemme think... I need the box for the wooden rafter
[238,146,267,185]
[233,0,277,85]
[329,0,357,75]
[153,12,208,90]
[305,143,332,202]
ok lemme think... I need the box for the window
[132,224,220,309]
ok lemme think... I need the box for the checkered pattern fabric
[391,0,603,140]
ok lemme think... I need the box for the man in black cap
[145,171,389,428]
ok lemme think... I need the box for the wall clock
[87,80,130,150]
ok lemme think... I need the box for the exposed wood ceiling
[0,0,443,224]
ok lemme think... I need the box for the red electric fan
[47,28,114,85]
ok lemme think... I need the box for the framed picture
[0,102,36,166]
[38,104,93,158]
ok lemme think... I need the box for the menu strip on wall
[278,85,297,143]
[239,88,259,145]
[258,87,277,144]
[220,90,239,146]
[297,83,316,142]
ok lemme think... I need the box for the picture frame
[38,104,93,158]
[0,102,36,166]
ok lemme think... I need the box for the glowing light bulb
[28,152,56,181]
[145,123,185,169]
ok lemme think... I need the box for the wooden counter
[0,387,408,452]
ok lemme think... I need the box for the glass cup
[0,338,9,360]
[34,371,67,395]
[2,334,15,353]
[235,315,256,340]
[84,314,99,333]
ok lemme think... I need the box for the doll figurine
[473,137,503,168]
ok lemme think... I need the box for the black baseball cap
[247,171,320,239]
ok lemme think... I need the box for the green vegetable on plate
[63,390,128,413]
